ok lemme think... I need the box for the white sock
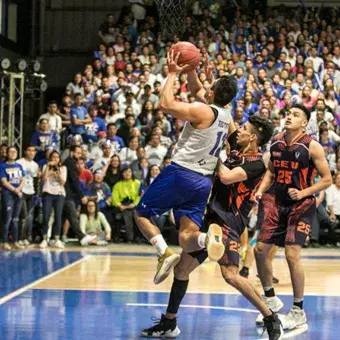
[198,233,207,249]
[150,234,168,256]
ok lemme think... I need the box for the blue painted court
[0,250,339,339]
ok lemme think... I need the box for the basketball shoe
[205,223,224,261]
[154,248,181,285]
[256,296,284,325]
[263,313,284,340]
[280,306,307,329]
[140,314,180,338]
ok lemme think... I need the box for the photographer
[40,151,67,249]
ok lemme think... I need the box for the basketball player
[141,117,284,340]
[135,51,237,284]
[254,104,332,329]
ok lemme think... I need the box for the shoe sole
[140,326,181,338]
[256,300,284,325]
[154,254,181,285]
[206,224,224,262]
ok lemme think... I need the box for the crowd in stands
[1,1,340,250]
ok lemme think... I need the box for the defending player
[141,117,284,340]
[135,51,237,284]
[254,104,332,329]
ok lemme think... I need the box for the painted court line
[126,303,258,313]
[0,255,92,306]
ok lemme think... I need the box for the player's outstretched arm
[159,51,213,124]
[289,141,332,200]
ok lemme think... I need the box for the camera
[49,165,59,171]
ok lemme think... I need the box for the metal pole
[30,0,36,57]
[8,74,15,146]
[39,0,46,55]
[0,75,5,144]
[19,75,24,157]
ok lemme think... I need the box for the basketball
[169,41,201,73]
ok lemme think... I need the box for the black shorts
[200,209,246,267]
[257,194,316,247]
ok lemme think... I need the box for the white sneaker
[97,240,108,246]
[23,239,30,246]
[53,240,65,249]
[80,234,97,246]
[49,239,56,247]
[205,223,224,261]
[256,296,284,325]
[281,306,307,330]
[61,235,68,243]
[18,240,25,247]
[39,240,48,249]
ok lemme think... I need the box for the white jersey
[172,104,233,175]
[17,158,39,195]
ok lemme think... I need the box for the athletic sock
[264,286,276,298]
[293,298,304,310]
[197,233,207,249]
[150,234,168,256]
[166,278,189,315]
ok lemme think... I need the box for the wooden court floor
[0,244,339,339]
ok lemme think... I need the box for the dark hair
[70,145,82,153]
[291,103,311,121]
[213,75,237,107]
[49,150,62,166]
[24,145,36,152]
[81,200,99,219]
[121,166,135,181]
[145,165,161,187]
[248,116,274,146]
[48,100,58,106]
[107,123,117,129]
[39,118,48,125]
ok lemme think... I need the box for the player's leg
[282,198,315,329]
[219,265,283,340]
[140,252,204,338]
[240,227,248,262]
[135,165,181,284]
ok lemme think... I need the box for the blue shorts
[136,163,212,228]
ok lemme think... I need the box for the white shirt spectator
[333,56,340,68]
[118,97,141,117]
[305,56,324,73]
[17,158,39,195]
[119,147,138,165]
[145,144,168,166]
[38,113,63,134]
[326,184,340,215]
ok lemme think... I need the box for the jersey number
[277,170,292,184]
[209,131,227,158]
[297,222,310,235]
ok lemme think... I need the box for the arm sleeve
[238,160,266,181]
[98,212,111,233]
[79,214,88,234]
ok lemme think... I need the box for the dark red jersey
[210,150,265,227]
[270,132,317,203]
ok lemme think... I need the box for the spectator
[0,144,8,163]
[112,166,140,243]
[17,145,39,245]
[70,93,92,137]
[66,73,84,99]
[145,134,168,166]
[31,118,59,161]
[117,114,137,145]
[119,136,139,165]
[38,101,63,135]
[83,106,106,144]
[0,146,25,250]
[98,14,116,45]
[63,145,97,246]
[326,173,340,246]
[80,201,111,245]
[76,157,93,187]
[40,151,67,249]
[104,155,121,188]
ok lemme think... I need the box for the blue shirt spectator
[70,94,91,135]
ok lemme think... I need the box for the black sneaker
[263,313,283,340]
[239,267,249,278]
[140,314,181,338]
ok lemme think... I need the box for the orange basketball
[170,41,201,73]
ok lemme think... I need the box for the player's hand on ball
[288,188,305,200]
[167,51,189,75]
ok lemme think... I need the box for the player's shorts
[257,193,316,247]
[136,162,212,229]
[189,209,245,267]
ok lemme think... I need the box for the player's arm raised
[159,51,213,124]
[288,140,332,200]
[187,54,214,103]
